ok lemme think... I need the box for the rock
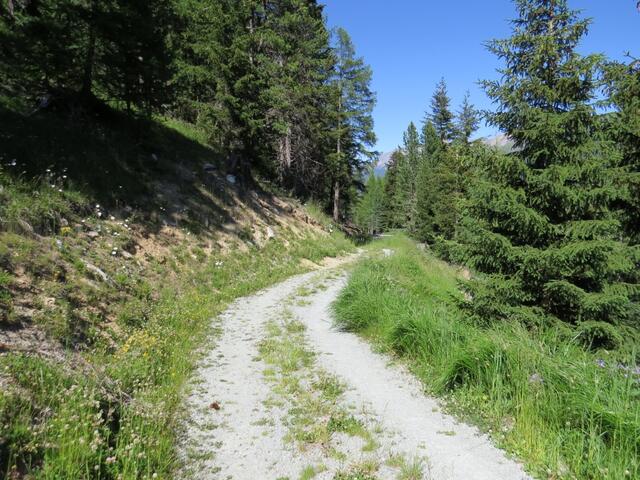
[225,174,236,185]
[87,231,100,240]
[60,218,69,227]
[84,262,113,285]
[266,226,275,240]
[16,219,35,237]
[203,163,216,173]
[121,250,134,260]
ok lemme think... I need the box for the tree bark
[333,87,342,223]
[81,21,96,98]
[333,179,340,222]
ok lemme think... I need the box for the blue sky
[322,0,639,154]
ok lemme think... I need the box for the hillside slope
[0,101,353,478]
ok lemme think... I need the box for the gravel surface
[180,263,533,480]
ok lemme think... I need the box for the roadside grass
[333,233,640,480]
[1,231,353,479]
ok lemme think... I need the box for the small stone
[87,231,100,240]
[266,226,275,240]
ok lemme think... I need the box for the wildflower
[595,359,606,368]
[106,456,116,464]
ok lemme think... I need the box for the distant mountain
[373,150,396,177]
[481,133,516,152]
[371,135,514,179]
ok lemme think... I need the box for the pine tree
[402,122,421,231]
[461,0,639,333]
[327,27,376,222]
[255,0,333,189]
[455,91,480,144]
[605,58,640,242]
[382,149,404,228]
[428,78,455,143]
[415,121,442,241]
[354,170,385,235]
[99,0,176,113]
[0,0,175,112]
[415,121,470,244]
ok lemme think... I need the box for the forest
[0,0,375,222]
[355,0,640,350]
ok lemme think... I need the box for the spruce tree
[382,149,404,228]
[428,78,455,143]
[415,121,442,241]
[455,91,480,145]
[605,58,640,243]
[327,27,376,222]
[400,122,420,231]
[462,0,639,333]
[355,171,385,235]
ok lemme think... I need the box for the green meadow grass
[333,233,639,480]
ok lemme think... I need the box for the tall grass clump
[333,233,639,479]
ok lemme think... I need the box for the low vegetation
[334,234,639,480]
[0,92,354,478]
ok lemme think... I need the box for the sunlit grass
[333,233,640,480]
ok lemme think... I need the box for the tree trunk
[81,20,96,98]
[334,120,342,223]
[333,179,340,223]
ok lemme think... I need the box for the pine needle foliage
[460,0,640,332]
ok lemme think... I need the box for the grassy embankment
[333,234,639,480]
[0,98,353,479]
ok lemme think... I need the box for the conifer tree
[415,121,442,240]
[455,91,480,144]
[399,122,421,230]
[605,58,640,242]
[354,171,385,235]
[428,78,455,143]
[461,0,639,333]
[327,27,376,221]
[0,0,175,112]
[382,149,404,228]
